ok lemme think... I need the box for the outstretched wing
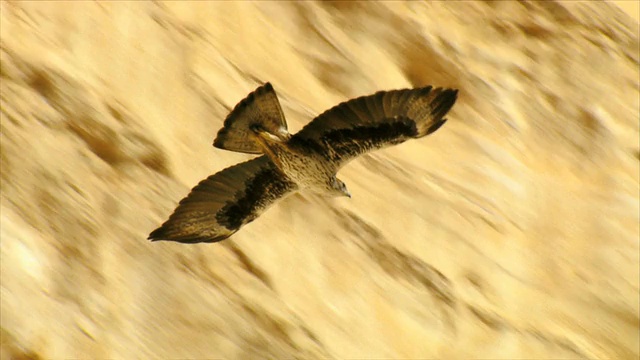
[290,86,458,170]
[214,82,288,154]
[149,156,297,243]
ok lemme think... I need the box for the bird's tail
[213,82,290,154]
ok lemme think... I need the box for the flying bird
[149,83,458,243]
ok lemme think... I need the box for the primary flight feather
[149,83,458,243]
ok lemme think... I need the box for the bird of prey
[149,82,458,243]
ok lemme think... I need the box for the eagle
[149,83,458,243]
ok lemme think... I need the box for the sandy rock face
[1,1,638,359]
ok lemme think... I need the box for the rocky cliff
[1,1,638,358]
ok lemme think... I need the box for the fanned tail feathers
[213,82,289,154]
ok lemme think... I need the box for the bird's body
[254,128,346,196]
[149,83,458,243]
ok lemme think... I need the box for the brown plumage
[149,82,458,243]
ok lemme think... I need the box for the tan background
[1,1,638,358]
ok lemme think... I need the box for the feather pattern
[149,156,297,243]
[150,83,457,243]
[290,86,458,169]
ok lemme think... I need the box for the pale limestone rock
[1,1,638,358]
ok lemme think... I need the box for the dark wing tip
[431,88,458,120]
[425,118,447,136]
[148,226,168,241]
[422,88,457,136]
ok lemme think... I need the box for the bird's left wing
[290,86,458,171]
[149,156,297,243]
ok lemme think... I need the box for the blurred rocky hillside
[1,1,638,358]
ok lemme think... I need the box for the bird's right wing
[149,156,297,243]
[290,86,458,171]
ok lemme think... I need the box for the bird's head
[330,177,351,198]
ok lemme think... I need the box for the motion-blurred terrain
[1,1,638,358]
